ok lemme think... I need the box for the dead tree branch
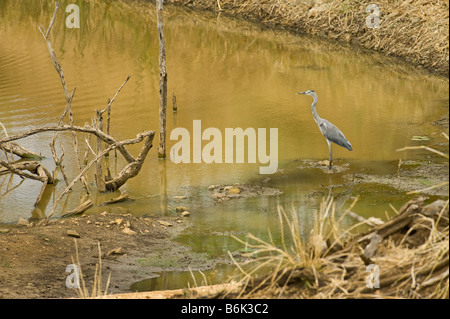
[0,121,43,159]
[0,161,55,206]
[37,2,88,193]
[45,130,155,223]
[0,125,137,163]
[1,1,157,222]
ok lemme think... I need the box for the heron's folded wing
[319,120,353,151]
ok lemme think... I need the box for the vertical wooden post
[172,89,177,112]
[95,110,106,192]
[159,159,168,216]
[157,0,167,159]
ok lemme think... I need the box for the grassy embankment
[167,0,449,76]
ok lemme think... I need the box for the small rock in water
[173,195,187,200]
[211,193,226,199]
[17,218,29,227]
[181,211,190,217]
[67,230,81,238]
[159,220,173,227]
[176,206,189,213]
[225,187,241,195]
[318,160,330,167]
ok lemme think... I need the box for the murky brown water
[1,0,448,291]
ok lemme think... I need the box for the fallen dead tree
[0,1,155,221]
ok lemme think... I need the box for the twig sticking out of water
[37,2,88,193]
[396,145,449,159]
[172,90,177,112]
[397,133,449,194]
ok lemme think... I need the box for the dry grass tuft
[226,195,449,299]
[72,240,111,298]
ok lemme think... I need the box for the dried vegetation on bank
[225,196,448,299]
[168,0,449,76]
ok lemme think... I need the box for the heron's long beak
[297,91,306,95]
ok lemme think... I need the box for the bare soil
[1,153,446,299]
[0,213,203,298]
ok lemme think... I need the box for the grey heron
[298,90,352,169]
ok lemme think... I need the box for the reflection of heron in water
[298,90,353,169]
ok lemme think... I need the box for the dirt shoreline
[1,157,447,299]
[166,0,449,77]
[0,213,201,298]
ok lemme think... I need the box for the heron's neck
[311,95,321,124]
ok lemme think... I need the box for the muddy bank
[349,161,449,197]
[0,212,217,298]
[208,184,283,202]
[166,0,449,76]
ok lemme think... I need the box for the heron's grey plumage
[318,119,352,151]
[298,89,352,169]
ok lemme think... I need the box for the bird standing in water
[298,90,352,169]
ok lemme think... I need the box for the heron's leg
[327,140,332,169]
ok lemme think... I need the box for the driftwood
[346,197,449,294]
[0,161,54,183]
[105,133,154,192]
[357,196,430,257]
[61,199,93,218]
[0,122,42,160]
[101,192,133,206]
[0,161,55,207]
[1,142,43,159]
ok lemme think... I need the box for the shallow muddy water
[0,0,448,292]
